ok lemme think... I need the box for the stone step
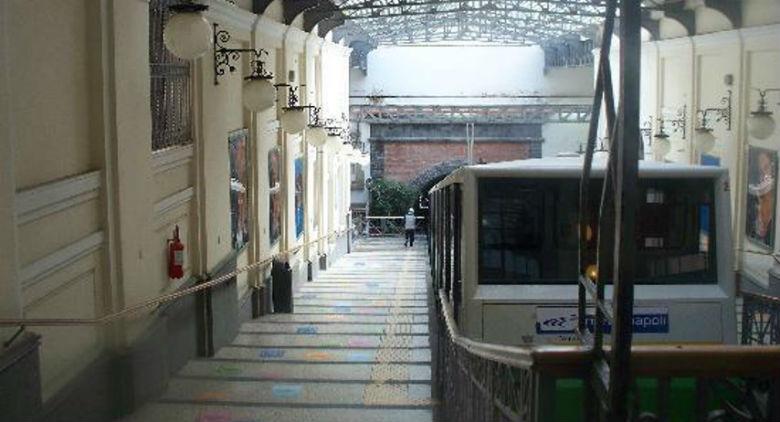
[257,313,429,324]
[294,299,428,307]
[214,346,432,363]
[159,378,432,407]
[121,403,433,422]
[177,360,431,382]
[240,322,429,335]
[293,292,427,300]
[232,333,430,349]
[290,306,428,315]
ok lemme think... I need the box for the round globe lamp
[747,110,776,140]
[280,107,308,134]
[242,76,275,112]
[163,4,212,60]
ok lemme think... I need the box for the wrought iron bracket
[697,90,732,132]
[213,23,273,85]
[752,88,780,116]
[652,105,687,141]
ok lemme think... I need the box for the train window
[477,178,717,285]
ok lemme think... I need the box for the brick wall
[380,141,532,183]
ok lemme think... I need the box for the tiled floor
[122,238,432,422]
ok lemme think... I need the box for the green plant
[368,178,419,216]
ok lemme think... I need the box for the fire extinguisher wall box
[168,225,185,279]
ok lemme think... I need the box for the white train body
[429,158,736,346]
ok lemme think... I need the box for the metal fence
[742,291,780,345]
[352,215,426,237]
[433,291,538,422]
[432,287,780,422]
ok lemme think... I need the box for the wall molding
[655,36,694,55]
[740,23,780,42]
[152,144,194,174]
[15,171,102,225]
[255,16,287,48]
[154,187,195,219]
[20,231,104,286]
[285,26,309,51]
[203,0,257,31]
[693,28,740,49]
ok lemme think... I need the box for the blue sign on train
[536,307,669,335]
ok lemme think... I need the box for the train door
[444,186,452,298]
[452,184,462,322]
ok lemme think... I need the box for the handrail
[741,289,780,304]
[437,289,780,377]
[0,227,352,327]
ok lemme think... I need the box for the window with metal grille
[149,0,193,151]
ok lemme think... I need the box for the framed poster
[269,190,281,246]
[228,129,250,250]
[700,154,721,167]
[294,157,304,238]
[269,147,282,247]
[268,147,280,189]
[746,146,777,249]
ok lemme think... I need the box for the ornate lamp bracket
[213,23,273,85]
[697,90,732,131]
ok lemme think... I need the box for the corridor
[122,238,433,422]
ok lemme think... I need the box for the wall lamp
[306,107,329,147]
[649,106,687,159]
[747,88,780,140]
[694,90,732,154]
[162,1,212,60]
[163,2,277,113]
[274,84,312,135]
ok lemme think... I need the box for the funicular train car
[428,157,737,346]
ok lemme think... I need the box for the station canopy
[330,0,614,45]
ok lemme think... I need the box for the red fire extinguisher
[168,225,185,279]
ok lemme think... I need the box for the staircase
[122,238,433,422]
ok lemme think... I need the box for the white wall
[349,45,594,156]
[350,45,594,105]
[639,20,780,289]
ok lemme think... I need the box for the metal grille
[150,0,193,151]
[742,291,780,345]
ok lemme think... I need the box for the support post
[608,0,642,420]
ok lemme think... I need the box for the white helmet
[408,208,414,214]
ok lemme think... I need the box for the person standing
[404,208,416,247]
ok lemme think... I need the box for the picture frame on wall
[268,146,280,189]
[269,147,282,247]
[294,157,304,239]
[745,146,777,249]
[228,128,250,250]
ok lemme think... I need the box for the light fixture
[747,88,780,140]
[306,107,329,147]
[242,57,275,112]
[163,1,212,60]
[652,135,672,159]
[695,91,732,154]
[276,85,310,135]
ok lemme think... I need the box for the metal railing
[0,228,351,327]
[433,289,780,422]
[742,291,780,345]
[352,215,426,237]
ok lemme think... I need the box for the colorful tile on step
[296,325,318,334]
[258,348,285,358]
[271,384,302,398]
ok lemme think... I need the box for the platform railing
[433,289,780,422]
[742,291,780,345]
[351,215,426,237]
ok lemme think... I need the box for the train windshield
[478,177,717,285]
